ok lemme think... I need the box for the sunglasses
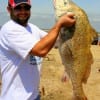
[14,5,31,11]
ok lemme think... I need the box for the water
[0,12,100,32]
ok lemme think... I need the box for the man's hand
[57,12,76,28]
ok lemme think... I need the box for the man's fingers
[67,12,75,19]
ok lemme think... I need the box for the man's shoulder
[1,20,25,32]
[1,20,17,30]
[3,20,14,26]
[28,23,39,29]
[28,23,43,33]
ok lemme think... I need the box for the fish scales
[53,0,97,100]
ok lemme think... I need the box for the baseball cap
[8,0,31,8]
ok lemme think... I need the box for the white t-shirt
[0,20,47,100]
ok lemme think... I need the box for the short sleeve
[2,27,39,59]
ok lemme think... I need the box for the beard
[14,17,30,26]
[10,11,30,26]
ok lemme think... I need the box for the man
[0,0,75,100]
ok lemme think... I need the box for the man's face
[8,4,31,26]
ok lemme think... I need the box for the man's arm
[30,13,75,57]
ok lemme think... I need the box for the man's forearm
[30,23,61,57]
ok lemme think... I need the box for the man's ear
[7,6,11,13]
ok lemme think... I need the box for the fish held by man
[53,0,98,100]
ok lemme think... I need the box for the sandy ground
[40,45,100,100]
[0,45,100,100]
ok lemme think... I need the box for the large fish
[53,0,98,100]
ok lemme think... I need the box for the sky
[0,0,100,31]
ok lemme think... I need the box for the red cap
[8,0,31,8]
